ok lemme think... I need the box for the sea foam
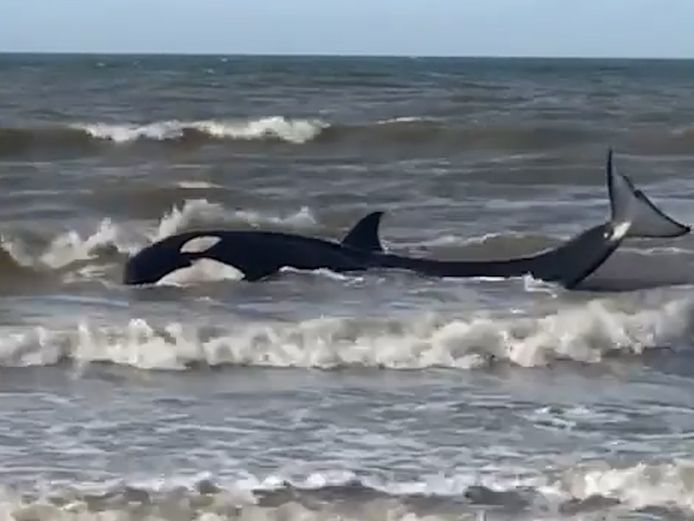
[0,295,690,370]
[73,116,328,144]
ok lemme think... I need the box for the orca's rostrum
[123,150,690,289]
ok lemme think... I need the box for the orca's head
[123,239,193,285]
[124,233,226,285]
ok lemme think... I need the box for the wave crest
[74,116,328,144]
[152,199,317,241]
[3,459,694,520]
[0,296,691,369]
[0,200,318,284]
[5,117,694,157]
[556,460,694,513]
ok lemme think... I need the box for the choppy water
[2,54,694,520]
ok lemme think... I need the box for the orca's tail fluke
[541,149,690,289]
[607,148,690,238]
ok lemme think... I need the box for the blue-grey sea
[2,54,694,520]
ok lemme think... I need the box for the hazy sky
[2,0,693,58]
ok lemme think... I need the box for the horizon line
[1,50,693,61]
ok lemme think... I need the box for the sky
[1,0,693,58]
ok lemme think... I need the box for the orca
[123,150,689,289]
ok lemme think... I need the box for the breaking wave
[0,200,318,280]
[3,459,694,520]
[0,295,691,369]
[0,116,608,156]
[5,115,694,157]
[150,199,317,242]
[75,116,328,144]
[0,116,328,156]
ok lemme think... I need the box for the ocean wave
[175,180,224,189]
[0,116,599,157]
[5,116,694,157]
[2,460,694,520]
[0,296,690,369]
[150,198,317,241]
[0,244,45,291]
[0,476,537,521]
[0,200,318,282]
[74,116,328,144]
[0,116,328,156]
[375,116,430,124]
[554,460,694,514]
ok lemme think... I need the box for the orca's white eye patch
[180,235,222,254]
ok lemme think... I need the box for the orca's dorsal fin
[341,211,385,252]
[607,148,690,238]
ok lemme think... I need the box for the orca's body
[123,220,621,289]
[123,151,690,289]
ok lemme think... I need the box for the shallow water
[1,54,694,520]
